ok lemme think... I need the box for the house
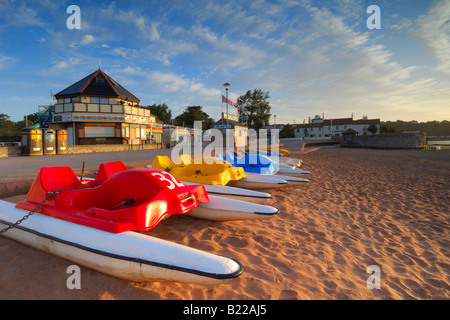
[48,68,163,145]
[213,112,248,148]
[295,115,380,139]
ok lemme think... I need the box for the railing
[37,105,55,127]
[53,103,151,117]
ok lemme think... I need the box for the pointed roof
[54,69,140,103]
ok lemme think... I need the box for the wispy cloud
[0,54,18,70]
[146,71,220,97]
[416,0,450,75]
[80,34,95,45]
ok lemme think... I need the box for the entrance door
[67,126,74,146]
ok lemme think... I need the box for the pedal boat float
[247,152,308,174]
[89,161,278,221]
[249,146,291,157]
[248,151,303,168]
[150,155,288,190]
[217,153,310,185]
[0,166,243,284]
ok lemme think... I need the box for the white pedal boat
[181,181,272,204]
[245,172,309,185]
[227,174,288,190]
[187,195,279,221]
[277,167,311,175]
[0,200,243,284]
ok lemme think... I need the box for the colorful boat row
[0,149,309,284]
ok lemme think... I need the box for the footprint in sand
[279,289,299,299]
[265,257,292,274]
[224,236,249,248]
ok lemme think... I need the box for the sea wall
[341,132,427,149]
[0,143,164,158]
[66,143,164,154]
[0,146,21,158]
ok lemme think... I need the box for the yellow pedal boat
[151,155,245,186]
[264,146,291,156]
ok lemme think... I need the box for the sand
[0,143,449,300]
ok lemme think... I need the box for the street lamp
[223,83,230,131]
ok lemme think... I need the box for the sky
[0,0,449,124]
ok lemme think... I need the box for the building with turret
[48,68,163,145]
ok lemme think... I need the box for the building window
[85,126,115,138]
[90,96,109,104]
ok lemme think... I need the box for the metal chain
[0,190,59,234]
[0,184,100,234]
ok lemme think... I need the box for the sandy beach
[0,142,449,300]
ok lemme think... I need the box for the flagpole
[226,87,229,130]
[223,83,230,131]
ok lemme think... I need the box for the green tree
[237,89,271,132]
[380,123,399,134]
[381,120,450,136]
[173,105,215,129]
[143,103,172,124]
[0,113,12,127]
[368,124,378,134]
[279,123,295,138]
[0,113,15,137]
[14,113,40,129]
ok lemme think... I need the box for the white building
[295,115,381,139]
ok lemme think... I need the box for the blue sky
[1,0,449,123]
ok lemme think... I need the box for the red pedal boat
[16,166,208,233]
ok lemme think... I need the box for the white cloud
[53,61,70,69]
[147,71,190,92]
[229,2,442,122]
[3,3,46,28]
[0,55,18,70]
[99,3,161,42]
[81,34,95,45]
[192,25,218,43]
[121,66,147,76]
[145,71,220,101]
[416,0,450,74]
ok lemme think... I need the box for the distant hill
[381,120,450,137]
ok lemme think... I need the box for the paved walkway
[0,148,178,198]
[0,148,174,182]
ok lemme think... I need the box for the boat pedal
[194,170,209,177]
[109,198,135,210]
[179,193,195,203]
